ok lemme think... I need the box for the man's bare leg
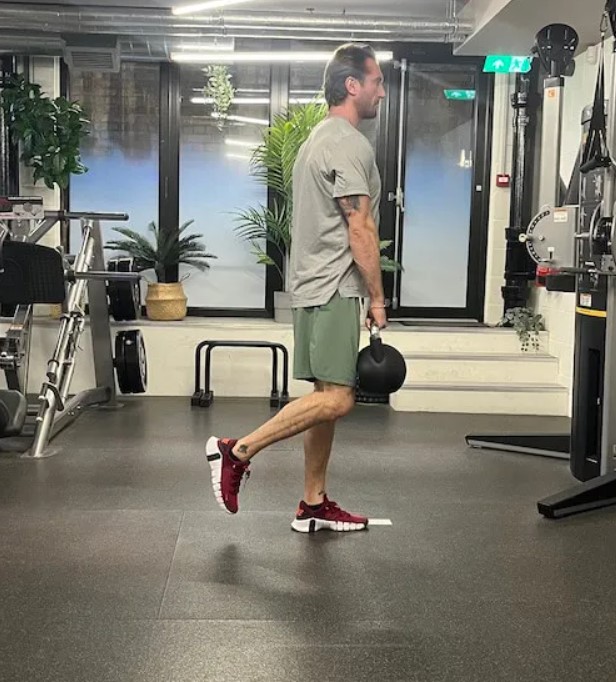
[232,382,354,461]
[303,421,336,505]
[302,382,336,505]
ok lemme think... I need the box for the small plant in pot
[105,220,216,321]
[499,306,545,352]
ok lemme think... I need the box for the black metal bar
[194,340,208,394]
[204,345,214,395]
[193,340,290,407]
[279,344,289,397]
[159,62,180,284]
[502,68,539,313]
[60,211,129,221]
[0,55,19,198]
[538,472,616,519]
[271,347,279,395]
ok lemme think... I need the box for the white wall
[1,318,313,400]
[484,73,514,325]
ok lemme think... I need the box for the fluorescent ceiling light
[225,138,260,148]
[173,0,257,16]
[226,152,252,160]
[172,50,394,64]
[191,96,269,104]
[290,97,326,104]
[211,112,269,126]
[177,39,235,51]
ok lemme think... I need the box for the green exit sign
[483,55,532,74]
[444,89,476,101]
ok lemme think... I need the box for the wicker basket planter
[145,282,187,321]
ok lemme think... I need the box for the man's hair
[323,44,377,107]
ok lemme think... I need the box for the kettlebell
[357,325,407,395]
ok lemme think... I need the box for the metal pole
[87,219,118,404]
[392,59,407,310]
[27,230,95,458]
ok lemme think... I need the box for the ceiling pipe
[0,4,471,41]
[0,31,453,62]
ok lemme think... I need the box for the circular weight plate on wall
[523,206,577,268]
[115,330,147,394]
[108,257,141,322]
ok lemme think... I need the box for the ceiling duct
[0,3,473,60]
[0,3,471,37]
[62,34,121,72]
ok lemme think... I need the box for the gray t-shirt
[289,116,382,309]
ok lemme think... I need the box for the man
[206,44,387,533]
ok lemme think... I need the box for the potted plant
[234,101,401,322]
[204,65,236,128]
[499,306,545,352]
[105,220,216,321]
[0,74,89,190]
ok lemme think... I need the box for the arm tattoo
[338,195,362,219]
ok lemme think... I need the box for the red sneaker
[205,437,250,514]
[291,496,368,533]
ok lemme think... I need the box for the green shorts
[292,291,361,388]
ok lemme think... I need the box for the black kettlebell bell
[357,325,407,395]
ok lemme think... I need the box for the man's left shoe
[291,495,368,533]
[205,437,250,514]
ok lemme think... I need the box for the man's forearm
[349,217,385,306]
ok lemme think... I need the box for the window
[69,63,160,256]
[179,64,271,310]
[289,62,325,104]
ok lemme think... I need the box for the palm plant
[234,100,400,286]
[105,220,216,283]
[234,101,326,287]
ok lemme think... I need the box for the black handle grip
[580,156,611,174]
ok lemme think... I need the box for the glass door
[388,62,490,320]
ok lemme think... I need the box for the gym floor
[0,398,615,681]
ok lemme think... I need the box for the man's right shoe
[291,496,368,533]
[205,437,251,514]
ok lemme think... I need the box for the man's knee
[320,384,355,421]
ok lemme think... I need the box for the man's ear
[345,76,360,98]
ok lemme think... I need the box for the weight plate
[523,206,577,269]
[115,330,147,394]
[108,258,141,322]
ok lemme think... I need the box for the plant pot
[274,290,293,324]
[145,282,187,321]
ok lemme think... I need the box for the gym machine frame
[0,203,146,458]
[470,4,616,518]
[467,23,580,461]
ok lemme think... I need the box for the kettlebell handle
[369,324,385,363]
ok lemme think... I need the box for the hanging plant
[499,307,545,352]
[0,74,89,190]
[204,65,235,127]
